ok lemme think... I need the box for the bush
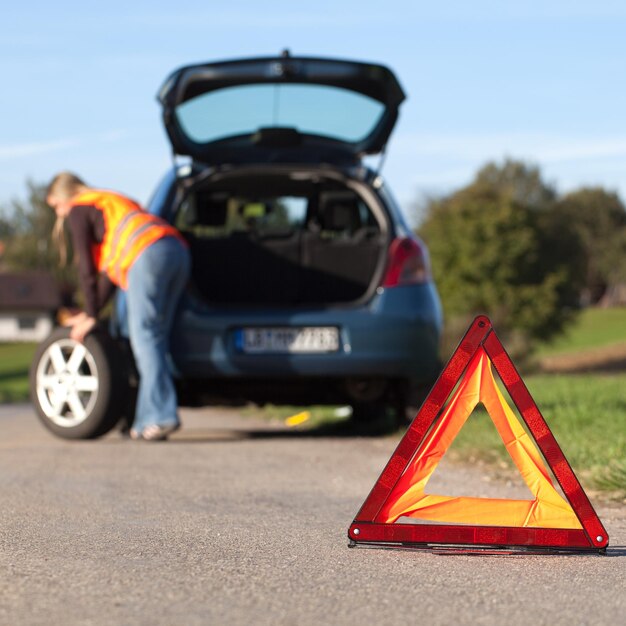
[552,188,626,304]
[419,160,585,358]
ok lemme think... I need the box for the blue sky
[2,1,626,223]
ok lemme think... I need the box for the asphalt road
[1,404,624,626]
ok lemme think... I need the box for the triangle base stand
[348,538,606,556]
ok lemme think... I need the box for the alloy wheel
[35,339,99,427]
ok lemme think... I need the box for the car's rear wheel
[30,327,129,439]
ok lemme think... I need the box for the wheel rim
[35,339,99,428]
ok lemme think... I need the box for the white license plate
[239,327,340,354]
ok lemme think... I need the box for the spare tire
[30,326,130,439]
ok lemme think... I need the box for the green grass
[449,372,626,498]
[425,309,626,497]
[537,307,626,357]
[0,343,36,403]
[450,307,625,498]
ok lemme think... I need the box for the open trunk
[158,53,405,166]
[174,171,390,306]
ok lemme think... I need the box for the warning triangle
[348,316,609,553]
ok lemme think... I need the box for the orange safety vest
[71,190,186,289]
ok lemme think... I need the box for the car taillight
[382,237,431,287]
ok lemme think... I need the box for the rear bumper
[169,283,442,386]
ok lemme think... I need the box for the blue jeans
[126,236,191,432]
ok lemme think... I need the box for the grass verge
[537,307,626,357]
[448,372,626,500]
[0,343,36,403]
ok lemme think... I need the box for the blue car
[30,52,443,439]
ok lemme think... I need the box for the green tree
[474,159,557,210]
[551,188,626,304]
[419,160,585,354]
[0,214,13,239]
[0,180,76,289]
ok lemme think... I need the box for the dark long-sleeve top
[67,204,116,318]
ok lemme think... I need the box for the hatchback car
[30,52,443,439]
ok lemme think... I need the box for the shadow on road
[107,416,402,444]
[168,417,401,442]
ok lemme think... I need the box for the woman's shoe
[141,423,180,441]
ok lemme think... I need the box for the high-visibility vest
[71,190,186,289]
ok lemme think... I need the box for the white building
[0,272,61,342]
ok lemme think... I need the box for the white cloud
[392,132,626,164]
[0,138,80,160]
[384,131,626,216]
[0,130,128,161]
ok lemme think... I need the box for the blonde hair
[47,171,88,201]
[52,215,68,267]
[47,171,89,267]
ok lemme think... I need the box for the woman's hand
[69,315,97,343]
[61,310,87,327]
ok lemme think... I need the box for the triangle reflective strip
[349,316,609,552]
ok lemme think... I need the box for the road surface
[1,404,624,625]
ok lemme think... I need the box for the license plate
[238,327,340,354]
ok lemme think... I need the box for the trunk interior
[175,172,389,306]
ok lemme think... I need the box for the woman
[47,172,190,441]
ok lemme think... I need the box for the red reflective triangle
[348,316,609,553]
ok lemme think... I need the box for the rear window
[175,83,385,144]
[176,190,380,240]
[177,194,307,237]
